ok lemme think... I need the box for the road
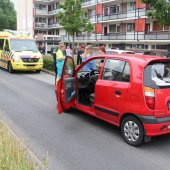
[0,68,170,170]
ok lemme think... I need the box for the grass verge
[0,121,45,170]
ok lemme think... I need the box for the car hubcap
[124,121,140,142]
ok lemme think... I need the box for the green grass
[0,121,44,170]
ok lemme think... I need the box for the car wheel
[121,116,144,146]
[8,62,14,73]
[36,70,41,73]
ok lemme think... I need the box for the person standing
[77,45,85,65]
[56,42,66,81]
[66,46,73,57]
[81,45,95,71]
[99,46,106,54]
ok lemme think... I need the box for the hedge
[43,56,55,72]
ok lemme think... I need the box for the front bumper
[12,62,43,71]
[137,115,170,136]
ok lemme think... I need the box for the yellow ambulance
[0,30,43,73]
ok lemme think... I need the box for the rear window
[144,62,170,89]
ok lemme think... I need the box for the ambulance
[0,30,43,73]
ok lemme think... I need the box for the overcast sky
[11,0,16,8]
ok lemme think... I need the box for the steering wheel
[88,69,99,85]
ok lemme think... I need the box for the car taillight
[144,86,155,110]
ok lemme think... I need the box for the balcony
[48,8,63,15]
[144,31,170,40]
[48,23,61,28]
[98,0,117,3]
[82,0,97,7]
[35,9,48,16]
[59,31,170,42]
[35,23,48,29]
[98,9,146,22]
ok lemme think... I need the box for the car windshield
[144,62,170,88]
[10,39,38,52]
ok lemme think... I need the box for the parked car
[56,54,170,146]
[135,51,162,56]
[106,49,135,54]
[163,52,170,58]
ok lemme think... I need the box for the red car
[56,54,170,146]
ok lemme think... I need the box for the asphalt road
[0,68,170,170]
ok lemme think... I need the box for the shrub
[43,56,55,72]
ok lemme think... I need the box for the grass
[0,121,45,170]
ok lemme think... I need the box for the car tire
[8,62,14,73]
[36,70,41,73]
[121,116,144,146]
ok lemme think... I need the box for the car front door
[95,58,131,124]
[56,56,76,114]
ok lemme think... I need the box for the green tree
[142,0,170,26]
[57,0,93,53]
[0,0,16,31]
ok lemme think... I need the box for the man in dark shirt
[77,45,85,65]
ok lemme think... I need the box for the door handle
[115,90,121,95]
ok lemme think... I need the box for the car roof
[96,54,170,65]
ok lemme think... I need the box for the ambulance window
[0,39,4,50]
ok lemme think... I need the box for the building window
[137,44,144,49]
[126,44,132,49]
[110,5,117,14]
[156,45,168,50]
[127,23,135,32]
[109,24,116,33]
[127,2,136,11]
[117,25,120,32]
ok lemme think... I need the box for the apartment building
[32,0,170,53]
[16,0,34,34]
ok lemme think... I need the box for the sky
[11,0,16,8]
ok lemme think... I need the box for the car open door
[56,56,76,114]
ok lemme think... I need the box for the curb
[42,69,55,76]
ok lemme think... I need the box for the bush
[43,56,55,72]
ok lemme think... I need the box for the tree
[57,0,93,54]
[0,0,16,31]
[142,0,170,26]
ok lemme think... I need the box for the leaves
[57,0,93,38]
[142,0,170,26]
[0,0,16,31]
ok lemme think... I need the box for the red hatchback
[56,54,170,146]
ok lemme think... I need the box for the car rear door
[56,56,76,114]
[95,58,130,123]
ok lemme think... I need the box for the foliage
[57,0,93,50]
[43,56,55,72]
[0,121,43,170]
[0,0,16,31]
[142,0,170,26]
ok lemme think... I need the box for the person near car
[56,42,66,81]
[77,45,85,65]
[81,45,96,71]
[99,46,106,54]
[66,45,73,57]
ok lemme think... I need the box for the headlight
[39,57,43,62]
[14,56,22,62]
